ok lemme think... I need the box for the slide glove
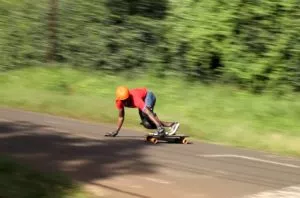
[105,131,118,137]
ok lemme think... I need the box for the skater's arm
[116,108,125,133]
[105,108,124,137]
[143,107,161,128]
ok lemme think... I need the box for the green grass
[0,156,89,198]
[1,66,300,156]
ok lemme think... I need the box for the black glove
[105,131,118,137]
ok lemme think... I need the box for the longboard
[145,133,189,144]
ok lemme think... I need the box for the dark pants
[139,91,157,129]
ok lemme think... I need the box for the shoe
[153,126,165,137]
[169,122,180,135]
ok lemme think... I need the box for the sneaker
[153,126,166,137]
[169,122,180,135]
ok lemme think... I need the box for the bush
[1,0,299,93]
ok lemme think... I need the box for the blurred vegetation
[0,156,88,198]
[1,66,300,156]
[2,1,299,195]
[0,0,299,94]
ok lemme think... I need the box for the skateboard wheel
[150,137,158,144]
[181,138,188,144]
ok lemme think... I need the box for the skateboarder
[105,86,180,137]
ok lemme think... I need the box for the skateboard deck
[145,133,189,144]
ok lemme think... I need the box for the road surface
[1,107,300,198]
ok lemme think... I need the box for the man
[105,86,180,137]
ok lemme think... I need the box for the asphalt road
[1,107,300,198]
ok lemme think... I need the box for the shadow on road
[0,121,157,197]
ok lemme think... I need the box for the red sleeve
[134,97,146,111]
[115,100,124,110]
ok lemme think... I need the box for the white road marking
[129,185,143,189]
[197,154,300,168]
[241,185,300,198]
[0,118,10,122]
[214,170,229,175]
[142,177,171,184]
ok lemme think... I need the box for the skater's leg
[144,90,179,131]
[139,109,156,129]
[141,90,180,135]
[153,114,173,127]
[139,109,175,128]
[143,91,172,126]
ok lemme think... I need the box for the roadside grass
[1,66,300,156]
[0,156,89,198]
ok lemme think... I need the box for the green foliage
[56,0,168,73]
[165,0,300,92]
[0,0,48,70]
[0,0,299,92]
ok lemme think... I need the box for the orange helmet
[116,86,130,100]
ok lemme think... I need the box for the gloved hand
[105,131,118,137]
